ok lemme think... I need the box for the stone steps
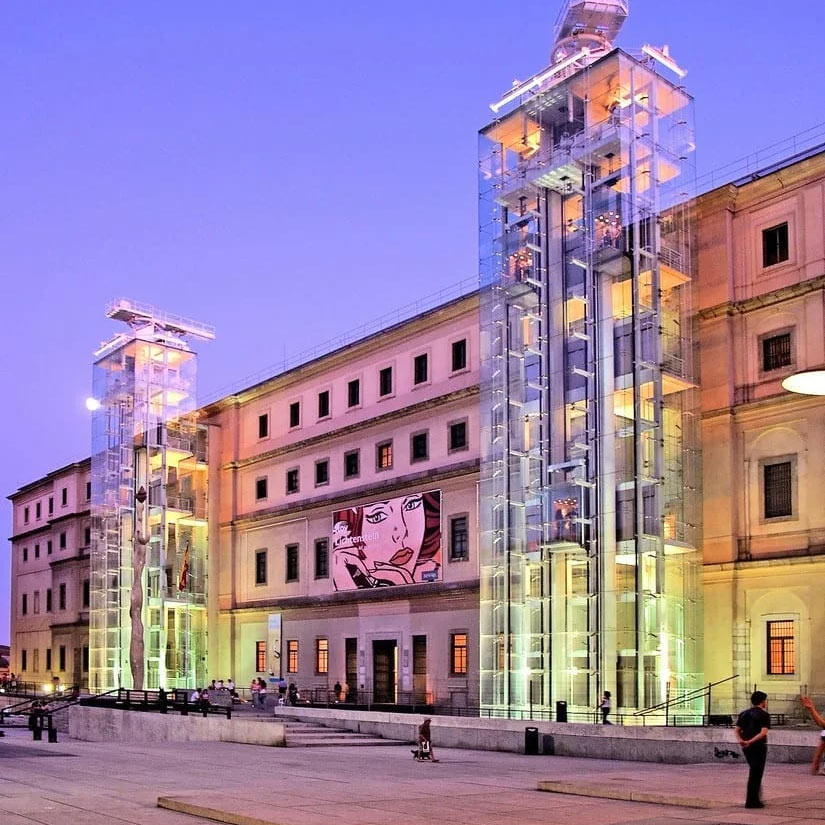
[283,721,401,748]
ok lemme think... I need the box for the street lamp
[85,397,101,411]
[781,370,825,396]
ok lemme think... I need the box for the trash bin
[525,726,539,755]
[555,700,568,723]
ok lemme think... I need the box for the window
[315,459,329,487]
[449,420,468,452]
[48,497,53,515]
[762,332,792,372]
[764,461,792,519]
[21,649,27,671]
[255,477,268,501]
[61,487,67,507]
[344,449,360,479]
[450,515,469,561]
[316,638,329,674]
[86,481,91,500]
[314,539,329,579]
[255,641,267,673]
[46,648,52,671]
[59,583,66,610]
[255,549,268,585]
[450,633,468,676]
[286,467,300,494]
[22,594,27,615]
[35,544,40,559]
[59,532,66,550]
[47,540,52,556]
[36,502,41,520]
[46,589,52,612]
[24,506,29,523]
[318,390,330,419]
[84,526,91,546]
[22,547,28,562]
[452,338,467,372]
[258,413,269,439]
[414,353,429,385]
[767,620,795,675]
[33,591,40,614]
[59,645,66,672]
[286,544,299,582]
[33,649,39,673]
[762,222,789,268]
[347,379,360,408]
[379,366,393,397]
[83,646,89,672]
[287,640,299,673]
[289,401,301,429]
[83,579,90,608]
[411,431,429,462]
[376,441,393,470]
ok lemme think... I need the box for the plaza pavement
[2,726,825,825]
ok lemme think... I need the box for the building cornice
[8,508,91,543]
[7,458,91,501]
[223,458,480,529]
[696,273,825,321]
[221,385,480,472]
[704,551,825,575]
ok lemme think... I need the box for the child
[800,696,825,774]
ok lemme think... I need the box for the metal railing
[633,674,739,725]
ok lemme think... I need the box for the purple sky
[3,0,824,644]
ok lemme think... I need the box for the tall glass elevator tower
[89,299,214,691]
[479,0,702,717]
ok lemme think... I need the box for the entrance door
[372,640,397,704]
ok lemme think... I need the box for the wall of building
[697,150,825,711]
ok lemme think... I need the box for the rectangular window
[46,648,52,671]
[59,532,66,550]
[36,502,41,520]
[376,441,393,470]
[86,481,91,500]
[315,459,329,487]
[314,538,329,579]
[24,506,29,523]
[47,540,52,555]
[59,583,66,610]
[286,544,299,582]
[255,549,268,585]
[318,390,330,419]
[413,635,427,676]
[764,461,792,519]
[83,646,89,672]
[289,401,301,429]
[347,379,360,408]
[344,449,360,479]
[48,497,54,515]
[61,487,68,506]
[286,468,300,494]
[21,650,27,671]
[83,579,90,608]
[33,650,39,673]
[316,638,329,674]
[411,431,429,462]
[450,515,469,561]
[287,640,299,673]
[452,339,467,372]
[379,366,393,397]
[767,620,795,675]
[22,546,28,562]
[258,413,269,439]
[762,222,789,268]
[58,645,66,672]
[762,332,792,372]
[33,591,40,614]
[84,526,91,546]
[255,641,266,673]
[255,477,268,501]
[450,633,468,676]
[34,544,40,559]
[413,353,428,385]
[46,588,52,612]
[22,593,27,615]
[449,420,468,452]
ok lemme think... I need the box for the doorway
[372,640,397,704]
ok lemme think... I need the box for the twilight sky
[2,0,824,644]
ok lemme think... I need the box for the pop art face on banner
[332,490,441,590]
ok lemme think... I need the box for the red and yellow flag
[178,544,190,591]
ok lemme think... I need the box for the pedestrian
[599,690,612,725]
[800,696,825,774]
[415,718,439,762]
[333,681,342,703]
[250,679,259,706]
[735,690,770,809]
[258,678,268,709]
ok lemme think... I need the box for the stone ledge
[158,796,278,825]
[536,779,726,808]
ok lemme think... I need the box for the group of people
[0,673,20,691]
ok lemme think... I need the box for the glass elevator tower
[89,299,214,691]
[479,0,702,717]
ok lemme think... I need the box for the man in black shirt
[735,690,770,809]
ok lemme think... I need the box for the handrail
[633,674,739,718]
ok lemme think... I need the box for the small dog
[411,741,434,761]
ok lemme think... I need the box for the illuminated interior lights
[782,370,825,396]
[642,44,687,78]
[570,257,588,269]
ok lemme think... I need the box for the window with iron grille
[450,515,469,561]
[285,544,299,582]
[450,633,468,676]
[762,332,792,372]
[767,620,795,675]
[764,461,792,518]
[316,639,329,674]
[314,539,329,579]
[379,366,393,397]
[287,640,299,673]
[255,549,267,585]
[255,641,266,673]
[762,222,789,268]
